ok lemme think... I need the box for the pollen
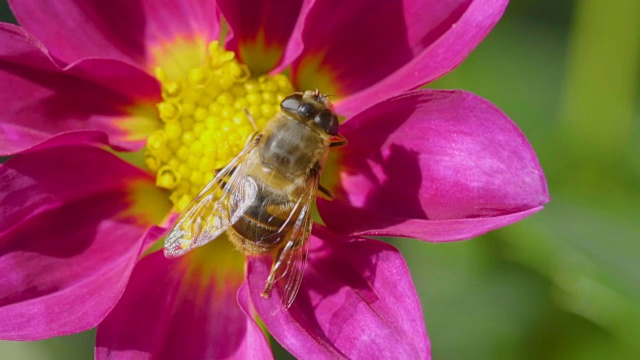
[144,41,294,211]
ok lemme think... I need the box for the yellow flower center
[144,41,294,211]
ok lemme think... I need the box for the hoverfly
[164,90,347,308]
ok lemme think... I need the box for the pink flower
[0,0,548,359]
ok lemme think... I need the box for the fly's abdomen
[228,184,295,254]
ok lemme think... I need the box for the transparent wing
[164,138,259,257]
[262,174,318,308]
[279,219,312,308]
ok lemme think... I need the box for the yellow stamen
[145,41,294,211]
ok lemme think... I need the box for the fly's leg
[312,158,336,201]
[243,108,259,132]
[261,242,295,298]
[318,184,334,200]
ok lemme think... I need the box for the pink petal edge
[329,0,509,116]
[0,146,164,340]
[248,226,430,359]
[319,89,549,242]
[0,23,161,155]
[218,0,305,74]
[9,0,220,69]
[97,250,272,359]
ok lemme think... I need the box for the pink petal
[96,249,272,360]
[0,146,169,340]
[9,0,220,68]
[319,90,549,241]
[14,131,110,154]
[218,0,305,75]
[272,0,316,74]
[237,284,276,360]
[290,0,508,116]
[0,24,161,155]
[247,226,430,359]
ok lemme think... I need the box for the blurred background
[1,0,638,358]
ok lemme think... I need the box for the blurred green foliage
[1,0,638,359]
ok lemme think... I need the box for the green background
[1,0,639,358]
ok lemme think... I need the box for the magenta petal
[9,0,219,67]
[15,131,110,154]
[0,146,164,340]
[96,251,272,360]
[272,0,315,74]
[319,90,549,242]
[337,0,508,116]
[237,284,276,360]
[218,0,304,74]
[0,24,161,155]
[290,0,508,116]
[248,227,430,359]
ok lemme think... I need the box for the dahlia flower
[0,0,548,358]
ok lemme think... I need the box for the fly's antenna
[313,89,334,103]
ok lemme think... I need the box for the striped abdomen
[227,179,297,254]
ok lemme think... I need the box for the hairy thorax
[259,114,329,182]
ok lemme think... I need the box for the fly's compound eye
[280,93,303,115]
[314,109,339,136]
[297,102,318,120]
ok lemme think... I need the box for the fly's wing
[263,174,318,308]
[164,139,259,257]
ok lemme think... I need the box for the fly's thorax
[259,114,330,179]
